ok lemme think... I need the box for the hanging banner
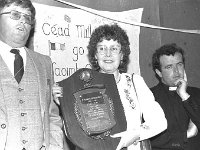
[55,0,200,35]
[33,3,143,82]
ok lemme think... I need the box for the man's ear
[155,69,162,78]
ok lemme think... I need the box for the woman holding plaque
[86,24,167,150]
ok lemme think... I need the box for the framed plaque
[59,68,127,150]
[74,86,116,137]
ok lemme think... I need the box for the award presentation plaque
[59,68,127,150]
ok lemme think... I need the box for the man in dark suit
[150,43,200,150]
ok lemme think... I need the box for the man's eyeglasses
[97,45,121,55]
[0,10,33,25]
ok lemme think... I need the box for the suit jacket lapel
[25,48,46,116]
[0,56,9,113]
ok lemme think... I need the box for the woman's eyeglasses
[0,10,33,25]
[97,45,121,55]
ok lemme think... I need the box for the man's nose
[19,15,27,24]
[173,66,179,75]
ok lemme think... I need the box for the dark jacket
[150,82,200,150]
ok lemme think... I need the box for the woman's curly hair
[87,24,131,73]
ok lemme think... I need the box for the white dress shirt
[0,40,27,76]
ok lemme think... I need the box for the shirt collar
[169,86,177,91]
[0,40,26,66]
[159,82,177,91]
[0,40,12,55]
[0,40,26,53]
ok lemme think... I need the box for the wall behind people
[157,0,200,89]
[31,0,200,88]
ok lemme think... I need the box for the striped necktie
[10,49,24,83]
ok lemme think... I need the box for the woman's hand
[52,83,63,105]
[110,129,140,150]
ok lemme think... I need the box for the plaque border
[73,86,116,139]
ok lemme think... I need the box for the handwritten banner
[33,3,143,82]
[55,0,200,35]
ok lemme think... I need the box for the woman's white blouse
[117,73,167,150]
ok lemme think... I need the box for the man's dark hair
[87,24,130,73]
[152,43,185,72]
